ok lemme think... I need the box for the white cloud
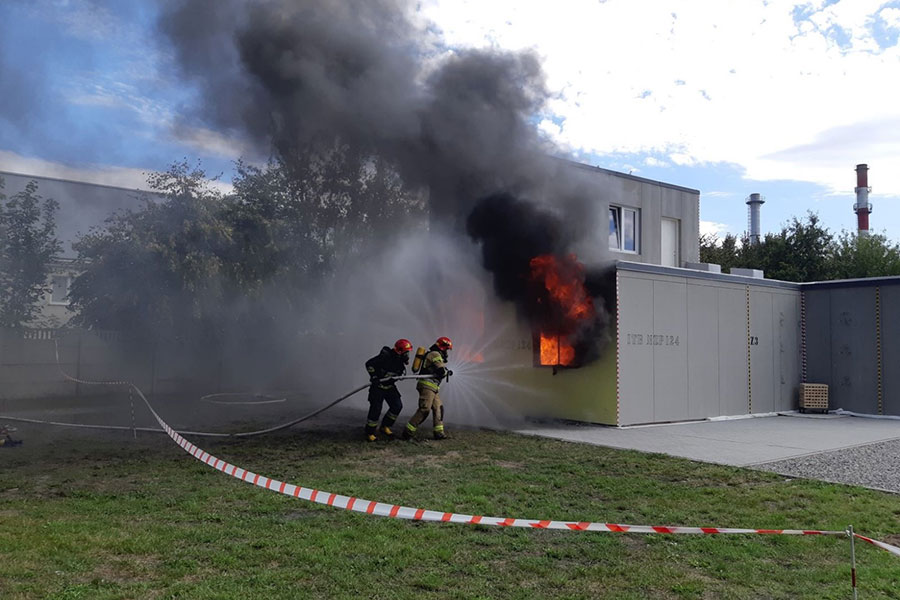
[882,8,900,30]
[0,150,234,195]
[700,219,730,237]
[643,156,668,167]
[171,125,258,162]
[421,0,900,195]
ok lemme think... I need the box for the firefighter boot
[380,412,398,439]
[365,422,378,442]
[433,425,447,440]
[401,423,415,440]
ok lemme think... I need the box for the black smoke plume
[158,0,556,227]
[467,193,614,365]
[158,0,613,366]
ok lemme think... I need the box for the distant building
[1,170,148,325]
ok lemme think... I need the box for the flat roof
[616,261,801,290]
[618,261,900,291]
[803,275,900,290]
[0,170,152,195]
[557,157,701,195]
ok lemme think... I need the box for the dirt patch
[494,460,523,469]
[281,509,320,521]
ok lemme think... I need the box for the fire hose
[0,375,435,438]
[5,343,899,575]
[0,341,442,439]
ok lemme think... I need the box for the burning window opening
[529,253,595,370]
[534,331,578,368]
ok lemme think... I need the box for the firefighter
[364,338,413,442]
[402,336,453,441]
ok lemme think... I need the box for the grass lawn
[1,425,898,599]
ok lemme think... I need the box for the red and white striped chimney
[854,164,871,237]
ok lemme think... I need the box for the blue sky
[1,0,898,242]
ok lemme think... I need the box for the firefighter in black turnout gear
[364,339,412,441]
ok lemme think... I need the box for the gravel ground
[753,438,900,494]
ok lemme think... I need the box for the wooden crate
[799,383,829,413]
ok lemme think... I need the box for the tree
[0,177,62,328]
[831,232,900,280]
[768,212,834,282]
[700,213,834,283]
[700,232,740,272]
[68,150,427,339]
[68,161,234,337]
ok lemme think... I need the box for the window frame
[49,275,71,305]
[608,205,640,254]
[531,330,582,370]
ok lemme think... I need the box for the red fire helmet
[435,336,453,351]
[393,338,413,354]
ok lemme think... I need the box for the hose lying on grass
[2,343,437,439]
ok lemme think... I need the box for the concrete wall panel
[828,288,878,413]
[652,279,688,422]
[617,275,655,425]
[718,287,749,416]
[750,290,775,413]
[881,286,900,416]
[804,291,832,386]
[687,284,720,419]
[773,292,801,410]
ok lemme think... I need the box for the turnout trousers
[365,385,403,435]
[405,384,443,436]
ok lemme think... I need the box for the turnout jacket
[365,346,407,389]
[417,346,449,392]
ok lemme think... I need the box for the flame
[457,346,484,363]
[530,254,595,367]
[540,333,575,366]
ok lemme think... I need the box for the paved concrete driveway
[515,412,900,467]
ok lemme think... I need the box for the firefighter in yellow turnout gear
[402,337,453,440]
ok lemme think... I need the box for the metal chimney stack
[854,164,871,237]
[746,193,765,245]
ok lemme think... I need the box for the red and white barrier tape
[45,338,900,557]
[150,404,900,553]
[853,533,900,557]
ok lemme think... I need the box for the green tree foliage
[68,151,425,337]
[831,232,900,279]
[0,177,62,327]
[69,161,233,336]
[701,212,900,283]
[744,213,833,282]
[699,232,740,272]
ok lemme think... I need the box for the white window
[50,275,71,305]
[609,206,639,253]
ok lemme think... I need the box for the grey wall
[0,327,322,401]
[1,171,149,257]
[617,265,801,425]
[883,285,900,416]
[803,280,900,415]
[566,163,700,268]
